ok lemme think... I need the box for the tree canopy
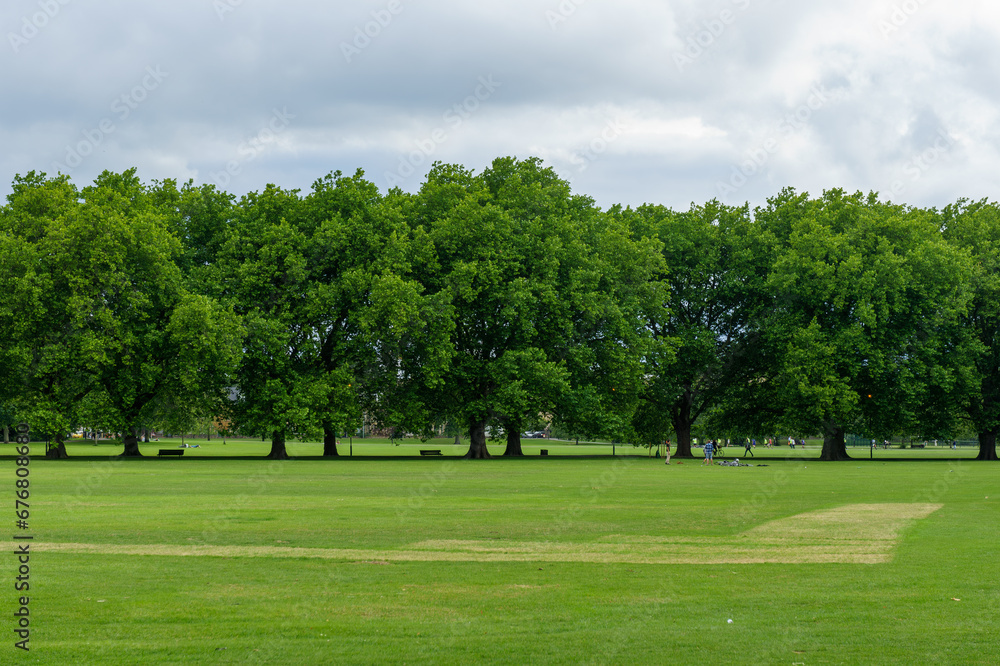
[1,169,242,456]
[1,162,998,462]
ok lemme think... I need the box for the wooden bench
[158,449,184,457]
[419,450,442,456]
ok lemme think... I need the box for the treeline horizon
[1,156,998,461]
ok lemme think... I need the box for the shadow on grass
[0,451,984,462]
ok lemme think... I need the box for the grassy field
[31,435,985,459]
[2,441,997,664]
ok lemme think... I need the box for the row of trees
[1,158,997,460]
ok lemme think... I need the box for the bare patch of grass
[745,503,941,542]
[37,503,941,565]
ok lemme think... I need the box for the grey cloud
[1,0,997,210]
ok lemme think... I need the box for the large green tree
[618,200,766,458]
[403,158,659,458]
[1,170,242,456]
[217,172,439,458]
[403,161,561,458]
[939,200,1000,460]
[753,189,974,460]
[0,172,83,455]
[553,195,664,451]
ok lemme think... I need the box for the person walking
[744,438,755,457]
[664,439,671,465]
[703,439,714,465]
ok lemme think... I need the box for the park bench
[158,449,184,457]
[419,449,442,456]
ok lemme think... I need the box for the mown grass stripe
[35,503,940,565]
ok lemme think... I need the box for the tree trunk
[453,433,460,446]
[268,429,290,459]
[819,423,851,461]
[503,426,524,457]
[976,429,998,461]
[672,417,694,458]
[3,426,8,444]
[464,419,491,459]
[322,421,339,457]
[671,387,696,458]
[46,434,69,459]
[267,430,288,460]
[120,429,143,457]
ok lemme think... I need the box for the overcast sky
[2,0,998,211]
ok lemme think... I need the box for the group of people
[692,438,746,465]
[702,438,756,464]
[660,435,806,466]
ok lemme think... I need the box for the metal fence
[845,434,979,448]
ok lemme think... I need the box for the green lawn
[2,444,997,664]
[36,435,983,460]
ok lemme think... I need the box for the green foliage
[749,189,976,451]
[1,162,998,458]
[399,158,662,456]
[0,170,243,452]
[619,199,763,453]
[216,171,440,452]
[938,200,1000,448]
